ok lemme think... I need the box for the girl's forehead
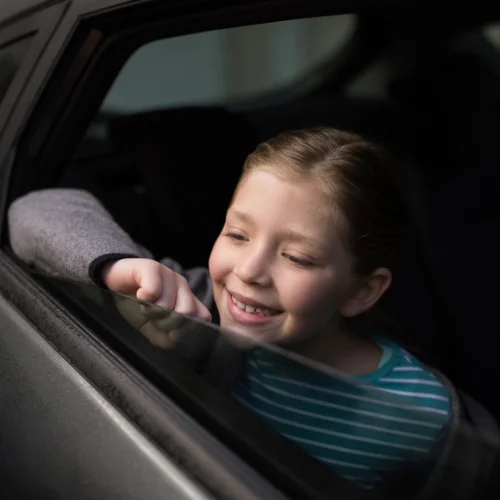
[235,170,321,201]
[231,170,344,241]
[233,170,336,220]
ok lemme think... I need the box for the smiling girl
[9,127,453,489]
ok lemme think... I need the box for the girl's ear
[339,268,392,318]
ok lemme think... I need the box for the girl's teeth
[231,295,276,316]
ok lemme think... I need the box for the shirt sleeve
[7,188,214,308]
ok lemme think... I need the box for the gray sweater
[8,188,215,307]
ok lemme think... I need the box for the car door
[0,1,380,499]
[0,5,235,497]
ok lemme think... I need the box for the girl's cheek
[209,238,229,281]
[278,274,332,314]
[208,240,221,279]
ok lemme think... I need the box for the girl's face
[209,170,358,347]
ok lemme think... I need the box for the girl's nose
[234,248,272,287]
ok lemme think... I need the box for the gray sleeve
[8,188,147,283]
[7,188,214,308]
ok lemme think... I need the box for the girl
[8,127,453,489]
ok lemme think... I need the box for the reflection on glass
[45,275,500,499]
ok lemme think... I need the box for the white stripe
[257,371,449,416]
[314,457,371,470]
[248,359,260,370]
[368,386,450,402]
[316,456,402,473]
[393,367,423,372]
[379,378,443,387]
[240,402,429,453]
[281,433,405,461]
[247,375,441,428]
[255,359,274,367]
[234,383,436,441]
[343,474,382,483]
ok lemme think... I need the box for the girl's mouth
[226,291,282,325]
[230,294,279,316]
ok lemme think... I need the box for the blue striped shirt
[231,336,452,489]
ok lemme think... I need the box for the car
[1,1,500,499]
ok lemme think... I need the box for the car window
[100,15,355,114]
[0,35,33,106]
[483,22,500,49]
[39,273,500,498]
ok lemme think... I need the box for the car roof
[0,0,491,27]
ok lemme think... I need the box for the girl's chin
[219,320,280,350]
[219,317,318,354]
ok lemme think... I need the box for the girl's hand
[102,258,212,349]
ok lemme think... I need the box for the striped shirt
[231,336,452,489]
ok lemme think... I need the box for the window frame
[0,35,33,109]
[0,3,68,140]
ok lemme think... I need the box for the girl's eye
[224,232,247,242]
[283,253,314,268]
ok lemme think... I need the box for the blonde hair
[239,127,408,276]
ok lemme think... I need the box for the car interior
[27,7,500,497]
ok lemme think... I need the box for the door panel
[0,294,212,500]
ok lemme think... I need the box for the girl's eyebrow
[227,209,254,225]
[229,210,327,252]
[228,209,327,251]
[285,230,327,253]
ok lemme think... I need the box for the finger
[151,310,186,331]
[139,302,172,320]
[173,276,212,323]
[134,263,164,303]
[114,296,149,331]
[168,301,211,345]
[172,276,200,317]
[141,283,191,333]
[137,265,176,309]
[139,322,176,349]
[195,299,212,323]
[168,327,189,345]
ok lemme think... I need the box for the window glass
[0,35,33,106]
[42,274,500,497]
[101,15,355,113]
[483,22,500,49]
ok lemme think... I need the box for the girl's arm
[8,188,148,283]
[7,188,214,308]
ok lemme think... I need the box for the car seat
[386,42,500,420]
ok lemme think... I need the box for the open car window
[33,272,500,498]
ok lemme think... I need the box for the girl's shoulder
[362,336,453,423]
